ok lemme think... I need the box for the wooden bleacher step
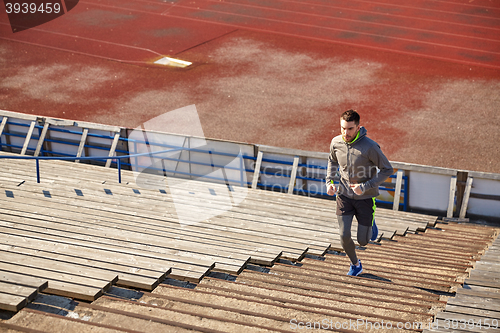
[0,272,48,313]
[194,277,422,333]
[0,200,250,275]
[424,230,500,333]
[2,307,142,333]
[90,292,291,333]
[0,176,336,254]
[0,151,458,324]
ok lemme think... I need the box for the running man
[326,110,394,276]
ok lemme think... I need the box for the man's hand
[350,183,363,195]
[327,183,337,196]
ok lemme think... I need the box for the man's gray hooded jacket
[326,126,394,200]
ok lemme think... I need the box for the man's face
[340,119,360,143]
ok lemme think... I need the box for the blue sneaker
[370,219,378,241]
[347,260,363,276]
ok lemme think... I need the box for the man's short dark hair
[341,109,360,125]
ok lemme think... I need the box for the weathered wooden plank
[0,246,165,291]
[448,293,500,313]
[459,284,500,299]
[0,110,38,121]
[42,283,103,302]
[33,122,50,157]
[0,249,118,284]
[0,233,206,283]
[0,116,9,139]
[0,263,106,302]
[393,170,403,211]
[0,203,260,267]
[0,201,308,264]
[287,156,299,194]
[0,156,438,225]
[0,179,334,251]
[467,269,500,284]
[444,304,500,318]
[0,321,51,333]
[476,257,500,265]
[0,218,245,276]
[0,152,435,227]
[0,198,307,263]
[0,213,217,276]
[447,176,457,218]
[72,121,120,132]
[0,176,410,254]
[0,292,26,312]
[251,151,263,189]
[390,161,458,176]
[0,260,113,292]
[169,189,430,233]
[105,132,120,168]
[0,177,428,239]
[257,144,328,160]
[0,189,289,262]
[46,118,75,127]
[468,170,500,181]
[469,264,500,274]
[0,151,443,276]
[40,178,434,231]
[0,282,39,301]
[0,270,47,291]
[464,277,500,289]
[75,128,88,163]
[459,176,473,219]
[9,198,327,256]
[0,174,337,240]
[20,121,36,156]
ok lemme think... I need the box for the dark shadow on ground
[26,294,78,316]
[358,273,392,283]
[415,286,456,298]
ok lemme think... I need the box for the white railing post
[447,176,458,218]
[459,176,473,218]
[252,151,263,189]
[288,156,299,194]
[393,170,404,211]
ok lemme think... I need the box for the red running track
[0,0,499,68]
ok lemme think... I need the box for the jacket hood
[344,126,367,144]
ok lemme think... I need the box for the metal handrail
[0,149,184,184]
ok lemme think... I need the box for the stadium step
[1,224,498,332]
[1,152,499,333]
